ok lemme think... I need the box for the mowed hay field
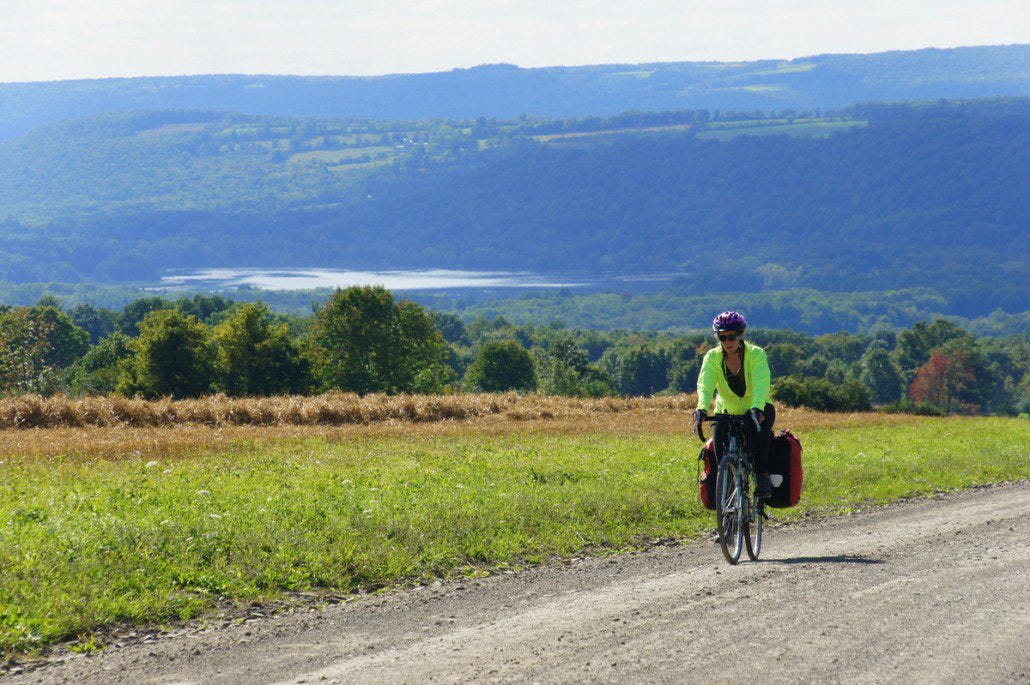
[1,393,1027,658]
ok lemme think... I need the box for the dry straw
[0,392,698,430]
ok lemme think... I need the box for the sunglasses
[717,332,742,342]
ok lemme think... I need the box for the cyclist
[692,311,776,498]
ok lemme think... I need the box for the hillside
[0,106,881,221]
[0,99,1026,321]
[0,45,1026,142]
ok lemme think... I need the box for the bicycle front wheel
[715,455,743,564]
[745,497,763,561]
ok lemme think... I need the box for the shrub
[880,398,947,416]
[773,376,871,412]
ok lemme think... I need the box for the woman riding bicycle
[692,311,776,498]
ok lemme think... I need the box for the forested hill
[0,99,1026,318]
[1,44,1027,142]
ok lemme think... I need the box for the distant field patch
[328,159,395,173]
[606,70,655,79]
[287,146,393,164]
[697,120,867,140]
[136,123,210,138]
[751,61,818,76]
[534,124,692,142]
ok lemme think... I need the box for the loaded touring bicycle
[697,414,803,564]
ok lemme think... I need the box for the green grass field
[1,416,1026,656]
[697,120,867,140]
[287,146,393,164]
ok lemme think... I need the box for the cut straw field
[1,394,1027,659]
[0,392,920,460]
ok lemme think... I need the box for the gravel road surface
[9,481,1029,684]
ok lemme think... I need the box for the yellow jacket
[696,340,771,414]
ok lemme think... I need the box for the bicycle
[696,414,765,564]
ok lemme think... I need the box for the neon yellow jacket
[696,340,771,414]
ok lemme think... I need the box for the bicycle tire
[745,495,763,560]
[715,455,743,564]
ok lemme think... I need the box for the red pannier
[698,438,718,510]
[767,430,803,508]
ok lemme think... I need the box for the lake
[160,268,586,291]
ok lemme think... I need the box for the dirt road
[10,482,1029,684]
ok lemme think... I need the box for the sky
[0,0,1026,83]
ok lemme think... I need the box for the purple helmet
[712,311,747,332]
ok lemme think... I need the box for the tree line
[1,288,1025,416]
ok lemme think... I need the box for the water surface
[161,268,583,291]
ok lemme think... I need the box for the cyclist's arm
[749,345,771,409]
[696,349,718,411]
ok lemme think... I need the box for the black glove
[749,407,764,431]
[692,409,707,432]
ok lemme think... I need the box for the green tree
[118,310,216,398]
[800,353,829,378]
[973,336,1026,415]
[765,343,805,377]
[534,336,614,397]
[0,306,89,395]
[668,357,701,393]
[28,306,90,368]
[212,303,311,396]
[0,308,54,395]
[667,339,706,393]
[824,359,849,385]
[176,294,236,324]
[69,303,118,344]
[308,286,452,394]
[609,344,670,396]
[465,340,536,392]
[859,347,904,403]
[814,332,868,364]
[118,297,175,337]
[65,333,133,395]
[429,310,468,344]
[547,335,590,374]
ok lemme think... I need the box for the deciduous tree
[118,310,216,398]
[308,286,452,394]
[909,348,978,414]
[0,306,89,395]
[859,347,904,403]
[212,303,311,396]
[465,340,536,393]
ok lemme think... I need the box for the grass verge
[1,415,1027,657]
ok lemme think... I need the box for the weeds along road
[13,482,1029,684]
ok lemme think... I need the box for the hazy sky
[1,1,1026,82]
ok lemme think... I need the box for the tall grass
[1,415,1027,658]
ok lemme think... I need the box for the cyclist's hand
[692,409,706,434]
[749,407,764,431]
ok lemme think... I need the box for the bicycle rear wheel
[715,455,743,564]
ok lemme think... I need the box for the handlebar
[694,413,749,443]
